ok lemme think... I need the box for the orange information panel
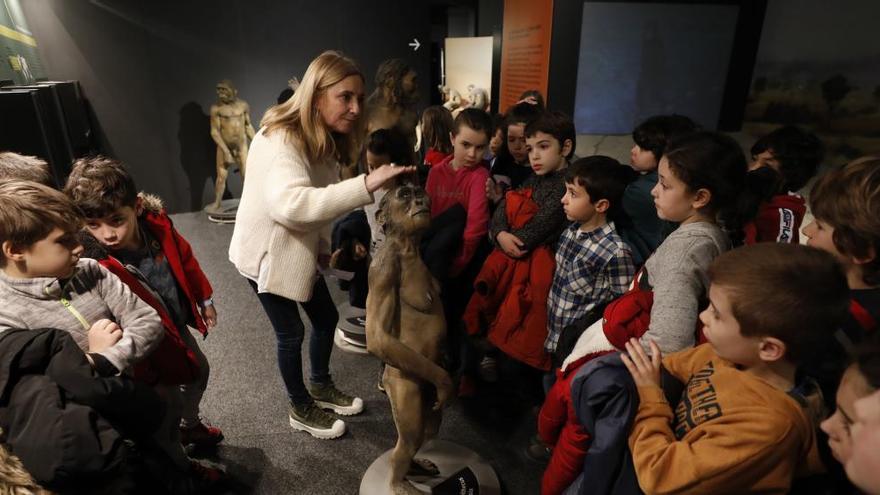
[498,0,554,112]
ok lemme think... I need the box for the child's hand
[497,231,527,258]
[485,178,503,203]
[353,240,367,260]
[201,303,218,329]
[88,319,123,353]
[621,338,662,388]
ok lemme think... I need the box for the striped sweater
[0,258,163,373]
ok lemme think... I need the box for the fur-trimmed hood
[138,192,164,214]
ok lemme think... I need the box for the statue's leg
[385,369,425,495]
[409,384,442,477]
[213,147,228,210]
[237,139,249,180]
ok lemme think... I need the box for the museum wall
[20,0,432,213]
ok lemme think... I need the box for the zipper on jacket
[45,275,90,331]
[60,297,90,330]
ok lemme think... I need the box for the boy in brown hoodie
[622,243,849,494]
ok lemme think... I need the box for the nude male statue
[366,183,454,495]
[209,79,255,211]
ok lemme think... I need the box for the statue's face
[384,184,431,235]
[401,70,418,98]
[217,84,235,103]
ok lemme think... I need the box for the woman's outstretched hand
[364,164,417,193]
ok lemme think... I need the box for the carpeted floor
[171,211,545,494]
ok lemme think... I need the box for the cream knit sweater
[229,128,373,302]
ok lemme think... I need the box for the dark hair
[751,125,824,192]
[565,156,634,222]
[664,131,749,239]
[632,114,699,163]
[420,106,454,154]
[64,156,139,218]
[708,243,850,366]
[366,128,408,165]
[518,89,545,109]
[492,113,506,134]
[810,156,880,286]
[452,108,493,141]
[504,101,541,129]
[853,334,880,391]
[525,111,577,159]
[0,152,54,187]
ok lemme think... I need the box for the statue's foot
[407,457,440,477]
[391,480,423,495]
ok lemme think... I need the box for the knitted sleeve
[510,175,567,251]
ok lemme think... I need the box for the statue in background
[366,184,453,495]
[366,59,420,165]
[439,85,462,113]
[466,84,490,112]
[209,79,255,211]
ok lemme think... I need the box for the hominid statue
[209,79,255,211]
[366,183,454,495]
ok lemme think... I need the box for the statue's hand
[432,371,454,411]
[223,150,234,163]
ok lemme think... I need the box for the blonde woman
[229,51,413,439]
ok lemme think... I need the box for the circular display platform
[204,198,240,223]
[334,329,369,355]
[360,439,500,495]
[334,303,368,354]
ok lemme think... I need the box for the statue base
[360,439,501,495]
[334,303,368,354]
[204,198,240,224]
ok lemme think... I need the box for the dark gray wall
[21,0,432,212]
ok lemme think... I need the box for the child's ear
[692,188,712,210]
[853,246,877,266]
[594,198,610,214]
[561,139,573,158]
[1,241,26,262]
[449,131,455,148]
[757,337,787,363]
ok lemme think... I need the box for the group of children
[0,152,225,493]
[1,91,879,494]
[357,96,879,494]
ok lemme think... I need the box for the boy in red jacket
[64,157,223,455]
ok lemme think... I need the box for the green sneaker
[288,402,346,439]
[308,382,364,416]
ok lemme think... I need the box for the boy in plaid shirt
[546,156,635,358]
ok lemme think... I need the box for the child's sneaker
[288,401,346,439]
[479,356,499,382]
[308,382,364,416]
[524,435,552,463]
[189,459,227,487]
[180,420,224,450]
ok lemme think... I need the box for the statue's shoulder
[370,245,401,281]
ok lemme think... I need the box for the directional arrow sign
[408,38,421,51]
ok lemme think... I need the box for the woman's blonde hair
[261,50,365,166]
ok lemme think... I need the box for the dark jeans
[248,277,338,405]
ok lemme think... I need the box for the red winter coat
[538,352,608,495]
[743,192,806,245]
[79,194,213,385]
[463,188,554,370]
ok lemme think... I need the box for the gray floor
[172,211,544,494]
